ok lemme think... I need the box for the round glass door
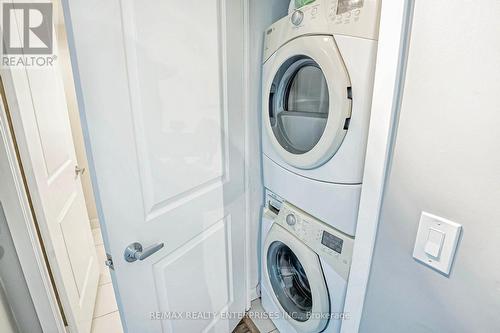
[267,241,313,322]
[269,56,330,155]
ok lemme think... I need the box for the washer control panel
[275,202,354,280]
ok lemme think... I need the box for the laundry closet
[247,1,380,332]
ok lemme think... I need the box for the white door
[63,0,247,332]
[2,13,99,333]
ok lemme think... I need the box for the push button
[291,10,304,26]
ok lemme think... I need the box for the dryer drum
[269,55,330,155]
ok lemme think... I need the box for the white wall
[361,1,500,332]
[0,204,42,333]
[0,206,22,333]
[0,286,18,333]
[247,0,289,298]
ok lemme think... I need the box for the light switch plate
[413,212,461,275]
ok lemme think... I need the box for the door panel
[60,193,95,294]
[154,218,232,332]
[64,0,247,332]
[4,14,99,333]
[28,59,72,178]
[121,0,227,214]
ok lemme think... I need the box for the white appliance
[261,198,354,333]
[262,0,381,235]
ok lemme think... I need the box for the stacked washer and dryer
[259,1,381,332]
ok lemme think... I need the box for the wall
[247,0,289,298]
[360,1,500,332]
[54,0,98,226]
[0,203,42,332]
[0,206,22,333]
[0,286,18,333]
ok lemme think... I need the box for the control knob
[291,10,304,26]
[286,214,297,226]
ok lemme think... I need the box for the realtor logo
[2,3,53,55]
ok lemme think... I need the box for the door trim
[340,1,414,332]
[242,0,256,306]
[0,71,66,333]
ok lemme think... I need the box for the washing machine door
[263,35,351,169]
[264,224,329,333]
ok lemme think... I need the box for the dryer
[262,0,380,236]
[260,200,354,333]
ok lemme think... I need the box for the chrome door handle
[75,165,86,176]
[124,242,164,263]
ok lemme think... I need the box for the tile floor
[91,228,124,333]
[248,298,279,333]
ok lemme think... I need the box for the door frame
[0,70,66,333]
[340,1,414,332]
[242,0,256,306]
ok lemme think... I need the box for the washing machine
[262,0,381,236]
[260,198,354,333]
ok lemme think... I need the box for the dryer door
[264,224,329,333]
[263,35,351,169]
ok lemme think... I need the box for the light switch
[413,212,461,275]
[424,228,444,258]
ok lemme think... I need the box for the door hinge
[105,253,114,270]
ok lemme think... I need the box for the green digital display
[294,0,316,9]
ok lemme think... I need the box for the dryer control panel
[263,0,381,62]
[275,201,354,281]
